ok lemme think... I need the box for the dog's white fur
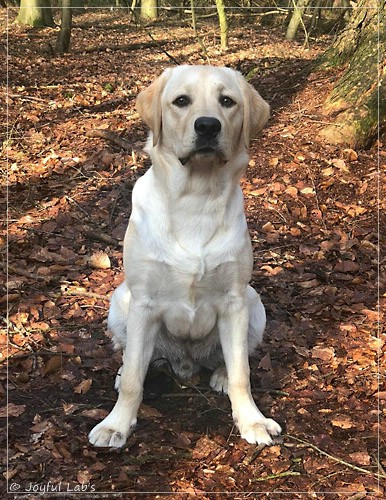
[88,65,281,448]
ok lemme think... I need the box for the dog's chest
[162,271,221,339]
[160,254,251,340]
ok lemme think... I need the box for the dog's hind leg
[246,285,266,354]
[108,282,131,350]
[106,282,131,392]
[210,365,228,394]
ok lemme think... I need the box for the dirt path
[1,9,384,498]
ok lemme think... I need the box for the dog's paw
[209,366,228,394]
[239,418,282,445]
[88,425,127,448]
[88,415,136,448]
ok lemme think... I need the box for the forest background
[1,1,385,497]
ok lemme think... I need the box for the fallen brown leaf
[312,346,335,361]
[42,356,64,376]
[258,352,272,371]
[349,451,371,465]
[331,415,354,429]
[81,408,109,420]
[0,403,26,417]
[74,378,93,394]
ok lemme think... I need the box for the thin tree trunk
[190,0,197,37]
[285,0,311,41]
[215,0,228,50]
[16,0,54,27]
[140,0,158,21]
[56,0,72,54]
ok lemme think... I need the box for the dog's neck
[150,148,249,255]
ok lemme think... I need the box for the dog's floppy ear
[136,69,170,147]
[238,73,270,148]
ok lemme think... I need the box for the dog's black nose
[194,117,221,140]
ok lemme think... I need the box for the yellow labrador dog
[89,65,282,448]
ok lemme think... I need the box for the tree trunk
[56,0,72,54]
[215,0,228,50]
[140,0,158,21]
[319,0,385,148]
[190,0,197,37]
[16,0,54,27]
[130,0,138,14]
[285,0,312,41]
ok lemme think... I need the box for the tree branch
[285,434,386,480]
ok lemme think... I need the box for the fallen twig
[231,10,288,18]
[9,94,49,103]
[162,392,208,398]
[165,373,228,413]
[161,387,289,398]
[83,229,122,247]
[286,434,386,480]
[86,129,134,151]
[147,31,180,65]
[1,263,52,282]
[62,288,110,301]
[80,40,169,54]
[109,181,133,228]
[254,388,289,396]
[243,444,267,465]
[85,96,135,113]
[196,35,210,63]
[65,196,92,219]
[372,453,386,477]
[251,470,301,482]
[7,349,97,362]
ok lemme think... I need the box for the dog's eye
[173,95,191,108]
[220,96,236,108]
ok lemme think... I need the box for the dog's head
[136,65,270,166]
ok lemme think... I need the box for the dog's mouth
[179,147,226,166]
[196,146,217,155]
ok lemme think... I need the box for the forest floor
[1,7,385,499]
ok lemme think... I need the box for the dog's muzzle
[179,116,224,165]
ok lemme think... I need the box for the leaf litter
[1,7,385,498]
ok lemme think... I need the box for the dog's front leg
[218,298,281,445]
[89,304,159,448]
